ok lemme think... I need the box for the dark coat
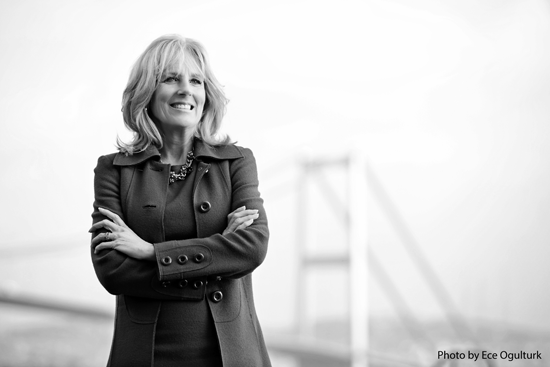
[91,139,271,367]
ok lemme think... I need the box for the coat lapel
[123,160,169,244]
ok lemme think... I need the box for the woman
[89,34,271,367]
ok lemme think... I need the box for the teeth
[172,103,192,110]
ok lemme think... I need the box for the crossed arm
[90,206,258,260]
[90,149,268,299]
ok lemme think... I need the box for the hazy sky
[1,0,550,334]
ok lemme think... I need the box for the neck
[160,130,195,165]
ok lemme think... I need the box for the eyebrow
[163,70,180,76]
[162,71,203,79]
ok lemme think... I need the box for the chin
[165,119,200,130]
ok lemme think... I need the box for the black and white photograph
[1,1,549,366]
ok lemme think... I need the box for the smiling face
[149,54,206,134]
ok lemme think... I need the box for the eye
[190,78,203,85]
[163,76,179,83]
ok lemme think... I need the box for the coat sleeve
[91,154,187,300]
[153,147,270,282]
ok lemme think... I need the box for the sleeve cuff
[154,241,213,281]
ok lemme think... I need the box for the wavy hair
[118,34,230,153]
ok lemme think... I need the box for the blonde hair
[118,34,230,153]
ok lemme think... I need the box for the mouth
[170,103,194,111]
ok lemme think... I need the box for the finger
[227,206,246,219]
[225,221,239,233]
[231,209,258,219]
[89,219,118,233]
[92,231,117,246]
[224,219,243,234]
[226,213,259,234]
[94,240,117,254]
[98,207,126,227]
[236,219,254,230]
[234,213,259,225]
[91,232,112,248]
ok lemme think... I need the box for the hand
[89,207,155,261]
[223,206,259,235]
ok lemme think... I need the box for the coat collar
[113,138,243,166]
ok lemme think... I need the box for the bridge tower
[295,150,369,367]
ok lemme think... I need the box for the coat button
[161,256,172,266]
[178,280,188,288]
[193,280,204,289]
[199,201,211,213]
[177,255,188,264]
[211,291,223,302]
[194,253,205,263]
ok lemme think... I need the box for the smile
[170,103,194,111]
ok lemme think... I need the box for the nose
[177,79,192,96]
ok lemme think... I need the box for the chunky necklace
[169,149,195,184]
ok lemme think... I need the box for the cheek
[151,94,169,116]
[148,102,169,125]
[198,91,207,112]
[150,88,170,111]
[150,101,163,119]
